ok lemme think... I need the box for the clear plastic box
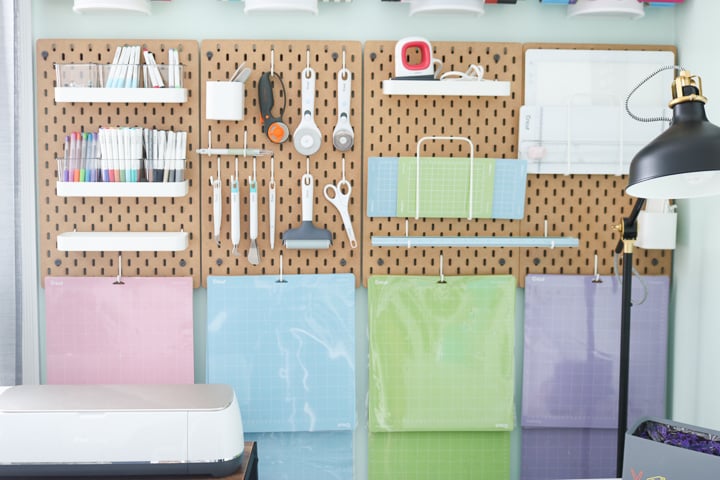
[54,64,100,88]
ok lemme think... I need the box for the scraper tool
[283,171,332,250]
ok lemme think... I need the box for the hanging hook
[592,253,603,283]
[341,156,347,182]
[207,128,212,154]
[113,253,124,285]
[306,49,311,69]
[306,157,310,175]
[270,48,275,77]
[277,253,287,283]
[243,129,248,157]
[234,156,239,182]
[438,253,446,284]
[342,49,346,70]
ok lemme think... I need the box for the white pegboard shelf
[382,79,511,97]
[56,180,189,198]
[57,231,189,252]
[54,87,188,103]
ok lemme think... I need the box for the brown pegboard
[518,43,676,283]
[36,39,202,287]
[199,40,362,287]
[362,41,523,287]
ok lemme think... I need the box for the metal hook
[342,49,346,70]
[341,156,347,182]
[592,253,603,283]
[306,157,310,175]
[438,253,446,284]
[252,156,257,182]
[113,254,124,285]
[243,129,248,157]
[277,253,287,283]
[234,156,239,181]
[207,128,212,154]
[270,48,275,77]
[306,49,310,69]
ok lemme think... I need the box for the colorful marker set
[142,128,187,183]
[105,45,182,88]
[57,127,187,183]
[59,132,99,182]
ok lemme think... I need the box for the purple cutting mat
[522,275,669,429]
[521,428,617,480]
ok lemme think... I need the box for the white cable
[439,64,485,81]
[624,64,685,124]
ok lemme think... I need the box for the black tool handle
[258,72,274,132]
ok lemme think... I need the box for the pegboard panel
[519,43,676,284]
[200,40,362,287]
[36,39,202,287]
[362,41,524,286]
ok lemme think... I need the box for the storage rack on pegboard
[362,40,524,286]
[36,39,202,287]
[362,41,674,288]
[518,43,675,284]
[199,40,362,287]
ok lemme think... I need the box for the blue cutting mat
[366,157,526,219]
[245,431,353,480]
[207,274,355,433]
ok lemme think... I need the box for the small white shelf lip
[54,87,188,104]
[56,180,188,198]
[382,79,511,97]
[372,236,579,248]
[57,231,189,252]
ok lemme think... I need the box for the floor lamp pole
[615,197,645,477]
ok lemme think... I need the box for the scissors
[323,174,357,249]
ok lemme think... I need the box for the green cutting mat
[368,275,515,432]
[369,431,511,480]
[396,157,495,218]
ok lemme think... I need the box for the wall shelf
[57,231,189,252]
[54,87,188,104]
[382,79,511,97]
[56,180,189,198]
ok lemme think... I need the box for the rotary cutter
[258,71,290,144]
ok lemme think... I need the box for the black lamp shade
[627,100,720,199]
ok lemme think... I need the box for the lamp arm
[614,195,645,477]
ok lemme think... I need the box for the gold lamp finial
[669,70,708,107]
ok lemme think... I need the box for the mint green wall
[673,0,720,431]
[32,1,682,479]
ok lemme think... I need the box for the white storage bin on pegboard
[407,0,485,15]
[244,0,318,14]
[568,0,645,19]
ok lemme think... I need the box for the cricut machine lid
[0,384,234,413]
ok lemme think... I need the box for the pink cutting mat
[45,277,194,384]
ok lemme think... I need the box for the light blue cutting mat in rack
[367,157,527,219]
[207,274,355,433]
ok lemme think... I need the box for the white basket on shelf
[407,0,485,15]
[568,0,645,19]
[72,0,151,15]
[244,0,318,14]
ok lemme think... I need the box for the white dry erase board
[520,48,675,175]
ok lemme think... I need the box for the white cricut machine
[0,384,244,477]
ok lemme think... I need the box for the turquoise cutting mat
[368,275,516,432]
[245,431,352,480]
[369,431,511,480]
[366,157,526,219]
[206,274,355,433]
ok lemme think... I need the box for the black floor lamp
[617,69,720,477]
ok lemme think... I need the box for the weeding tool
[230,156,240,256]
[247,157,260,265]
[269,156,276,250]
[210,158,222,247]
